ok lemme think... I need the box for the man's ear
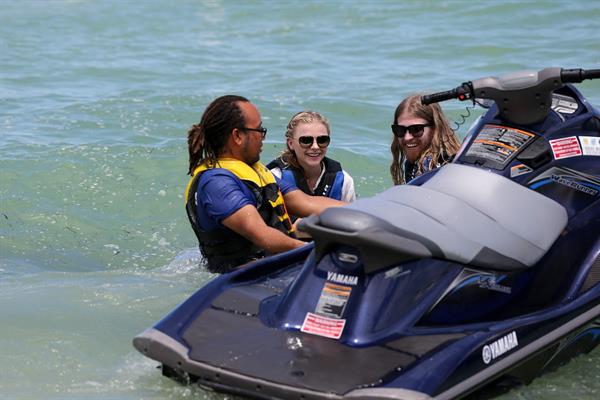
[231,128,244,145]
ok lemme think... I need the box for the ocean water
[1,1,599,399]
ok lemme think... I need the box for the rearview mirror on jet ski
[134,67,600,400]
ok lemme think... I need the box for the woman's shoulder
[322,156,354,183]
[341,169,354,181]
[322,156,343,172]
[266,156,287,171]
[269,166,283,179]
[340,170,356,202]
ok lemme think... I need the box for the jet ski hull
[134,68,600,399]
[134,271,600,399]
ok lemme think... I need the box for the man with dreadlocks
[186,95,345,273]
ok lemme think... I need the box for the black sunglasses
[240,126,267,139]
[391,123,431,138]
[298,135,330,148]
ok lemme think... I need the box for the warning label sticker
[465,125,536,167]
[579,136,600,156]
[301,312,346,339]
[549,136,582,159]
[315,282,351,318]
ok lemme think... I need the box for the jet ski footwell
[134,295,600,400]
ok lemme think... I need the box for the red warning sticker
[549,136,582,159]
[300,312,346,339]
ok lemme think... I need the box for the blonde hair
[390,94,461,185]
[280,111,331,170]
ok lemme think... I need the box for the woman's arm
[283,189,346,218]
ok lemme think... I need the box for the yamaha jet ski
[134,67,600,400]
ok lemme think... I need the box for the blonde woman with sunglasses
[268,111,356,203]
[390,94,461,185]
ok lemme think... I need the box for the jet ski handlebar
[420,83,473,105]
[561,68,600,83]
[421,67,600,125]
[421,67,600,106]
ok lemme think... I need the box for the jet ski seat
[300,164,568,273]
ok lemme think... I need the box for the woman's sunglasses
[391,123,431,138]
[298,135,331,148]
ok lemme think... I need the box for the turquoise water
[1,1,599,399]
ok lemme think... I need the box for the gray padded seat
[304,164,568,271]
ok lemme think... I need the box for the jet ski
[134,67,600,400]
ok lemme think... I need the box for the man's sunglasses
[298,135,331,148]
[391,123,431,138]
[240,126,267,139]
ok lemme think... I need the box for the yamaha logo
[327,271,358,286]
[482,331,519,364]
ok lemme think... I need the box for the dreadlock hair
[187,95,249,175]
[390,94,461,185]
[279,111,331,171]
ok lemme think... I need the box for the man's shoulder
[197,168,246,194]
[198,167,241,182]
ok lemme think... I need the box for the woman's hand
[293,218,313,240]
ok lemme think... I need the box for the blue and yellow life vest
[185,158,294,273]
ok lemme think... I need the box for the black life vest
[185,158,294,273]
[266,156,344,199]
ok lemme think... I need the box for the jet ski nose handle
[304,207,386,233]
[298,208,434,273]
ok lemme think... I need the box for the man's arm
[283,189,346,218]
[222,204,306,254]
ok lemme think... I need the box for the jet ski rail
[422,67,600,125]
